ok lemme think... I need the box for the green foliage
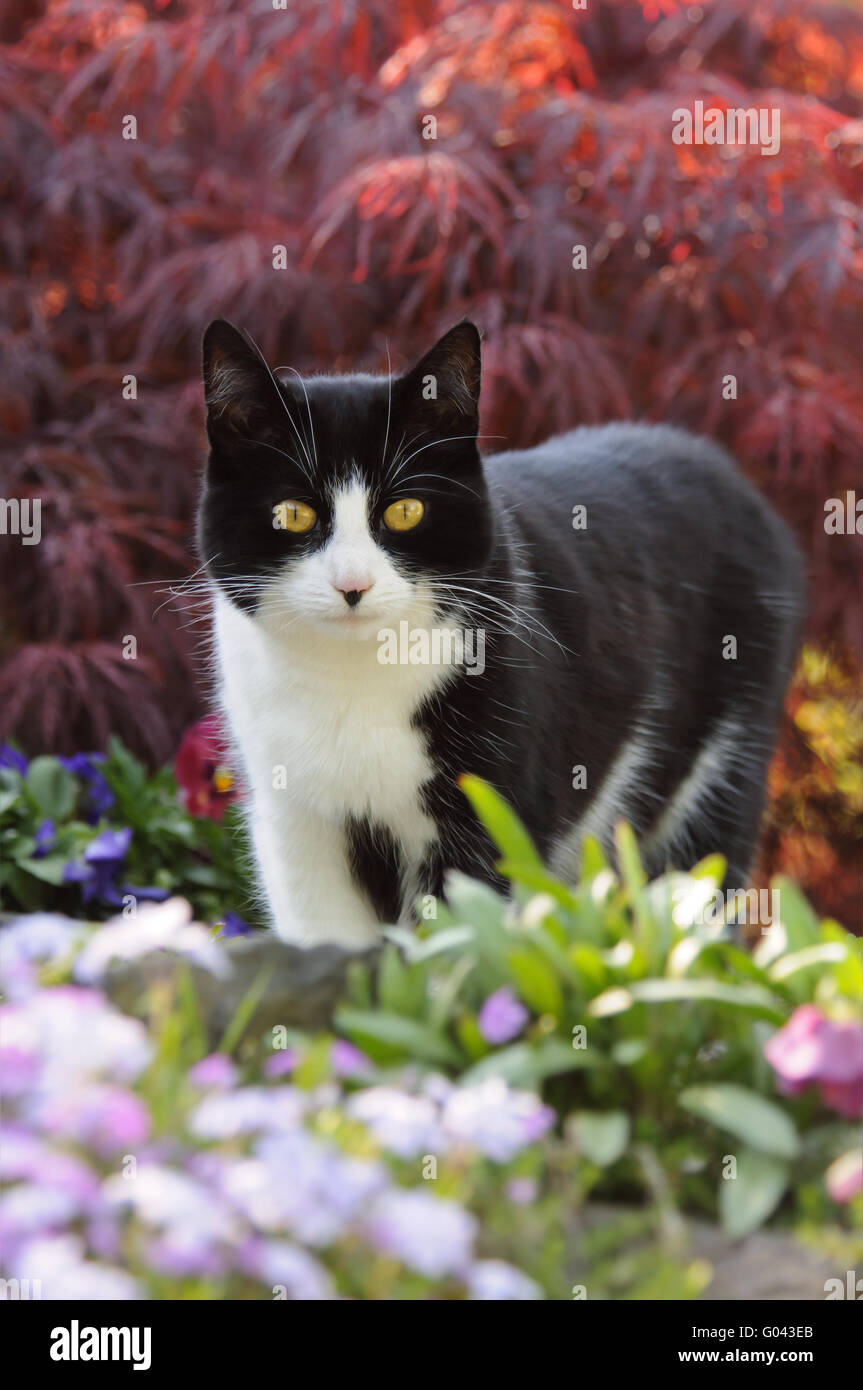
[0,738,251,925]
[334,777,862,1241]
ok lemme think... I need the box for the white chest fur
[213,593,453,945]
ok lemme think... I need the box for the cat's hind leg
[639,709,778,896]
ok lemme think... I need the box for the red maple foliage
[1,0,861,918]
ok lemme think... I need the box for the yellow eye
[383,498,424,532]
[273,500,317,534]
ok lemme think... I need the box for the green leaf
[461,1037,599,1087]
[385,925,474,964]
[768,942,848,982]
[105,736,147,794]
[629,977,785,1022]
[570,1110,630,1166]
[444,872,509,966]
[579,834,609,884]
[756,877,821,966]
[377,945,426,1017]
[458,775,542,867]
[454,1013,488,1061]
[16,855,68,886]
[25,757,77,821]
[506,946,563,1018]
[569,943,608,991]
[294,1036,332,1090]
[679,1084,800,1159]
[217,964,274,1054]
[496,860,579,915]
[719,1147,790,1238]
[336,1009,461,1067]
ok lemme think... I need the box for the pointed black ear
[202,320,276,440]
[399,322,481,433]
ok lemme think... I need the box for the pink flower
[189,1053,238,1091]
[764,1005,863,1119]
[35,1085,150,1157]
[331,1040,373,1077]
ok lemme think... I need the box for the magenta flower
[478,988,529,1045]
[189,1053,238,1091]
[263,1050,300,1079]
[331,1040,373,1077]
[35,1085,150,1157]
[764,1005,863,1119]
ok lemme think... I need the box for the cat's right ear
[202,320,275,443]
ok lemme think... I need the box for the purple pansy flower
[478,988,529,1045]
[0,743,28,775]
[64,827,132,906]
[58,753,114,823]
[33,820,55,858]
[214,912,255,939]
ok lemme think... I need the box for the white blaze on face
[261,477,422,638]
[326,480,378,596]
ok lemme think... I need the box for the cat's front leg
[249,800,381,950]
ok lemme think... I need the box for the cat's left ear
[202,319,276,443]
[399,322,481,434]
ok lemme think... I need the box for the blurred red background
[0,0,860,924]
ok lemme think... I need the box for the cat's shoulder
[484,420,736,480]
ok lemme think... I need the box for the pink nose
[333,579,373,608]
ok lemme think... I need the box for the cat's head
[198,320,492,640]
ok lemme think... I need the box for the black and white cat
[198,320,804,947]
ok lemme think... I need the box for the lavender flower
[263,1050,300,1079]
[347,1086,442,1158]
[466,1259,543,1300]
[189,1053,238,1091]
[478,988,529,1045]
[0,1184,84,1245]
[240,1239,336,1300]
[365,1190,477,1279]
[190,1086,305,1139]
[224,1131,387,1247]
[74,898,231,983]
[442,1078,555,1161]
[331,1040,373,1077]
[103,1166,239,1250]
[505,1176,539,1206]
[10,1234,141,1300]
[0,914,85,1000]
[0,987,152,1096]
[34,1085,150,1157]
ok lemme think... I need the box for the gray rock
[103,933,379,1047]
[571,1201,850,1300]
